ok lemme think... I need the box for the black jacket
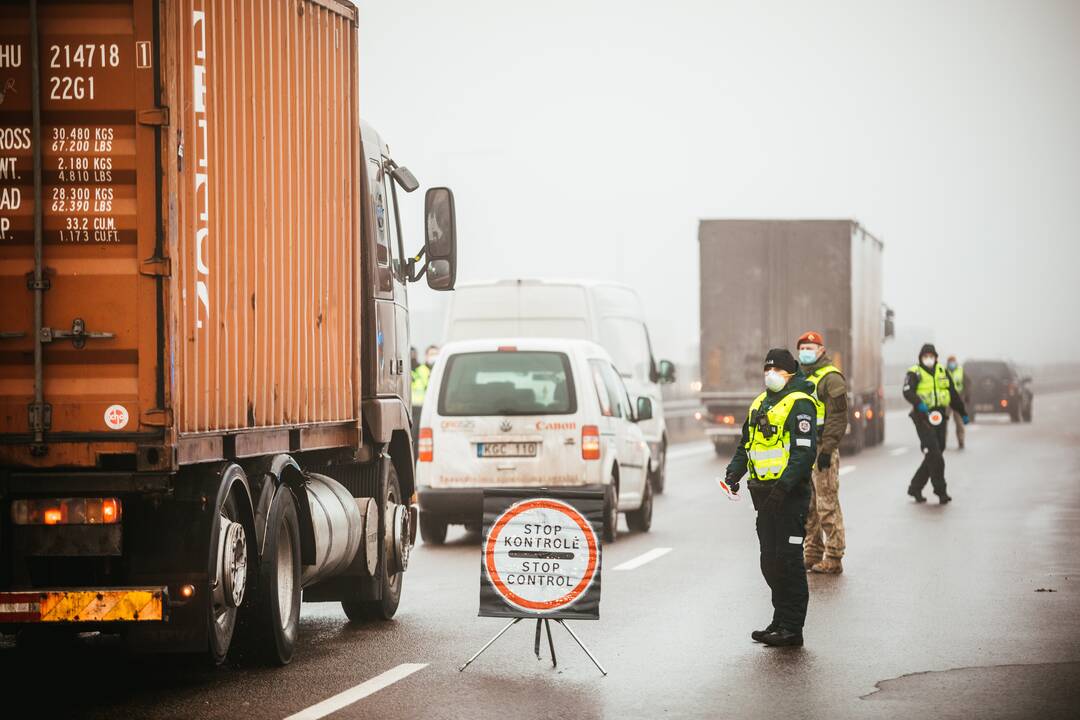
[726,375,818,492]
[903,363,967,416]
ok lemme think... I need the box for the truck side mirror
[883,306,896,340]
[636,397,654,422]
[424,187,457,291]
[657,359,676,384]
[391,165,419,193]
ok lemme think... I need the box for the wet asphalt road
[3,391,1079,720]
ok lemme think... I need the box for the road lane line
[839,465,856,476]
[889,447,909,456]
[285,663,428,720]
[613,547,672,571]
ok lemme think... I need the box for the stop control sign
[482,495,602,619]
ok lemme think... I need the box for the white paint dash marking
[613,547,672,571]
[285,663,428,720]
[888,447,910,456]
[839,465,856,476]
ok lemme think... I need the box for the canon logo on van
[536,421,577,431]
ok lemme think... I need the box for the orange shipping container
[0,0,362,469]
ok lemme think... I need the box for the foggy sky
[358,0,1080,367]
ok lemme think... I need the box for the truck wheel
[1009,404,1021,423]
[207,474,248,666]
[251,486,301,665]
[648,438,667,494]
[603,482,618,544]
[419,511,448,545]
[342,463,404,621]
[626,477,653,533]
[1022,400,1033,423]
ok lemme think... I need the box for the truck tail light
[866,408,874,420]
[719,415,736,425]
[418,428,434,462]
[1000,399,1008,408]
[582,425,601,460]
[11,497,123,526]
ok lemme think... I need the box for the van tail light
[418,428,433,462]
[582,425,601,460]
[1000,399,1008,408]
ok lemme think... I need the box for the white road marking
[839,465,856,476]
[613,547,672,571]
[285,663,428,720]
[667,442,714,461]
[889,447,910,456]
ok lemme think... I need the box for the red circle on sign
[484,498,599,612]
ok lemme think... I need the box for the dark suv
[966,360,1033,423]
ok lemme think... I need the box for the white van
[443,279,675,493]
[415,338,654,544]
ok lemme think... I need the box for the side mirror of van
[423,187,457,291]
[635,397,654,422]
[657,359,676,384]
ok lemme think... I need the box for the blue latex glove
[962,415,970,425]
[916,401,929,413]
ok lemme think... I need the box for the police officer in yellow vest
[946,355,968,450]
[725,349,817,647]
[796,330,848,575]
[410,347,430,441]
[904,343,968,503]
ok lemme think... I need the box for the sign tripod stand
[459,617,607,676]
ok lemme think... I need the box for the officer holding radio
[903,343,968,504]
[724,349,817,647]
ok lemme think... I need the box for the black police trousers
[750,481,811,631]
[910,412,948,497]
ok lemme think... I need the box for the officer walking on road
[725,349,817,647]
[945,355,968,450]
[796,331,848,575]
[410,347,430,441]
[904,344,968,503]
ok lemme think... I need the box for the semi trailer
[0,0,458,665]
[698,219,893,455]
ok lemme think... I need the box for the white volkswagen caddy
[415,338,654,545]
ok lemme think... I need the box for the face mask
[921,356,935,369]
[798,349,818,365]
[947,362,957,371]
[765,370,787,392]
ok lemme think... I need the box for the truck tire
[207,468,249,666]
[603,482,618,544]
[419,511,448,545]
[1009,404,1022,423]
[626,477,653,533]
[1022,400,1033,423]
[342,463,404,621]
[648,438,667,494]
[250,486,301,665]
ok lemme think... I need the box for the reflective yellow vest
[744,390,816,481]
[411,365,431,406]
[950,366,964,393]
[908,363,951,409]
[806,365,842,427]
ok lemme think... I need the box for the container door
[0,1,161,453]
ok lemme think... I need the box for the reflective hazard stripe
[0,588,165,623]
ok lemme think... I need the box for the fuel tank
[301,472,374,589]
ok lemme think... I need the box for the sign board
[479,489,603,621]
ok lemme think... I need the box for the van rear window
[438,352,576,416]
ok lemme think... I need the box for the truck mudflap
[0,587,166,624]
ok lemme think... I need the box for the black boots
[760,628,804,647]
[751,622,779,642]
[907,486,927,503]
